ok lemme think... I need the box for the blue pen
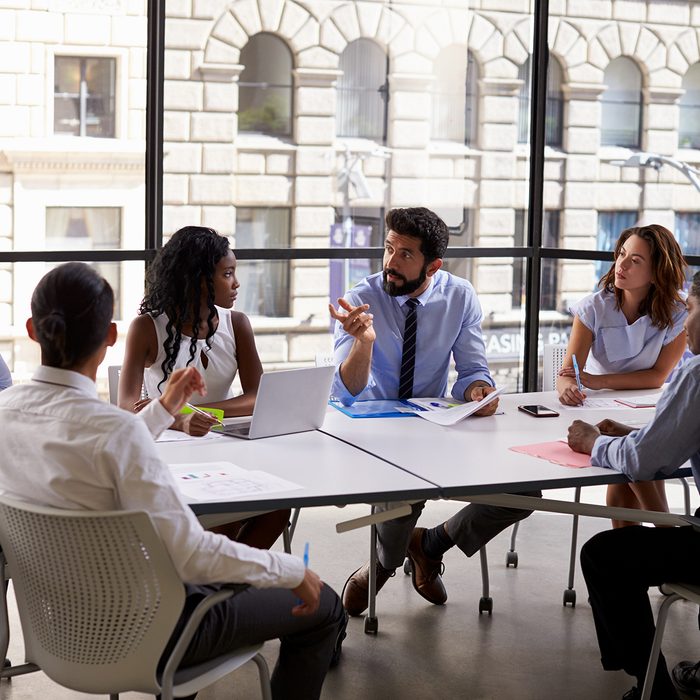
[572,354,584,393]
[296,543,310,606]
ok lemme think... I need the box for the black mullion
[523,0,550,392]
[145,0,165,254]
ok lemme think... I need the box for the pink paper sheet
[509,441,592,468]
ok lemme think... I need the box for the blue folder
[329,399,424,418]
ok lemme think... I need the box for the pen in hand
[297,542,310,605]
[185,403,224,426]
[572,355,584,394]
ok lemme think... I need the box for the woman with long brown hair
[557,224,688,526]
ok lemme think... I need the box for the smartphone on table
[518,404,560,418]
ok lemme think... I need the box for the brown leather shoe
[407,527,447,605]
[341,561,395,616]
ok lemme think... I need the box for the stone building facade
[1,0,700,389]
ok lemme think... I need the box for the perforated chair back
[0,496,184,695]
[543,344,567,391]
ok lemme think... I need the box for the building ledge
[0,137,145,173]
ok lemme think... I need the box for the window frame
[49,48,125,139]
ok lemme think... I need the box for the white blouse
[144,306,239,404]
[572,289,687,376]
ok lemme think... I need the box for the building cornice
[0,139,145,174]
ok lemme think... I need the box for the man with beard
[328,207,537,616]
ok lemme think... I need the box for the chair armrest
[160,583,250,692]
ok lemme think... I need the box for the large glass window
[54,56,116,138]
[679,63,700,149]
[337,39,388,141]
[238,34,293,137]
[601,57,642,148]
[235,208,291,318]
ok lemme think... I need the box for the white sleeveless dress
[143,306,239,405]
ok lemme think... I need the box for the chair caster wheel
[479,597,493,615]
[403,558,412,576]
[505,551,518,568]
[563,589,576,607]
[364,616,378,634]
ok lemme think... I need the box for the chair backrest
[543,344,567,391]
[0,496,184,695]
[107,365,120,405]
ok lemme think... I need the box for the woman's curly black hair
[140,226,231,390]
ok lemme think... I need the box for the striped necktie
[398,298,420,400]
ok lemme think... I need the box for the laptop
[212,365,335,439]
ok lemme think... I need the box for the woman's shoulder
[129,312,159,338]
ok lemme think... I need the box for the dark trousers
[376,492,540,569]
[164,583,344,700]
[581,524,700,698]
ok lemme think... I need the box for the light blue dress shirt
[572,290,686,376]
[592,354,700,492]
[332,269,493,406]
[0,355,11,391]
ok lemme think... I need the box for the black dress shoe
[622,687,640,700]
[673,661,700,697]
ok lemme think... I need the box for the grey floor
[2,484,699,700]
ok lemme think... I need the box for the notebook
[212,365,335,440]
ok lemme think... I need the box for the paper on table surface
[510,441,592,469]
[614,394,659,408]
[156,429,225,443]
[415,386,505,426]
[559,398,639,410]
[172,461,303,501]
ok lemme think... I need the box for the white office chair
[0,495,271,700]
[641,582,700,700]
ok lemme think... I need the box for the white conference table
[156,428,439,516]
[320,389,681,496]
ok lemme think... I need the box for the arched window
[517,55,563,147]
[679,62,700,149]
[431,49,478,146]
[601,57,642,148]
[337,39,388,141]
[238,33,293,137]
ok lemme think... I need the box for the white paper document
[156,429,225,443]
[413,386,505,426]
[172,461,303,502]
[560,398,633,410]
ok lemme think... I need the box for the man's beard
[382,265,428,297]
